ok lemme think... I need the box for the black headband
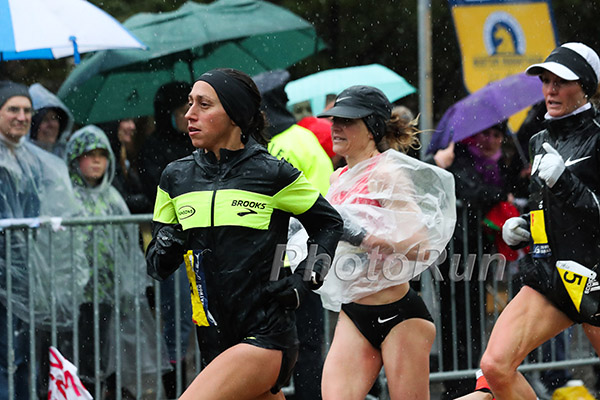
[196,69,260,136]
[546,47,598,97]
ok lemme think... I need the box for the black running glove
[265,272,311,310]
[155,224,187,255]
[147,223,188,281]
[265,257,325,310]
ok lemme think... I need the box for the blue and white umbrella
[0,0,145,63]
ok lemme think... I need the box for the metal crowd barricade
[0,214,198,400]
[1,210,598,400]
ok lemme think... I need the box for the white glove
[538,143,565,188]
[502,217,530,246]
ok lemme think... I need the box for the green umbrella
[58,0,325,124]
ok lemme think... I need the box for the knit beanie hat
[0,81,31,109]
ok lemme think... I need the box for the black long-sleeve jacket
[146,142,343,342]
[528,107,600,267]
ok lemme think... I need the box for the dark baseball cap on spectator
[317,85,391,142]
[318,85,391,120]
[0,81,31,109]
[526,42,600,97]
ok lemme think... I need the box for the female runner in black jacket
[146,68,343,400]
[478,42,600,400]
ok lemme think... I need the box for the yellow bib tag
[530,210,548,244]
[184,250,217,327]
[530,210,551,258]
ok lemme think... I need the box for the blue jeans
[160,265,194,362]
[0,302,29,400]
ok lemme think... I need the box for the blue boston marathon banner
[449,0,558,93]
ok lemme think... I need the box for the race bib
[184,250,217,327]
[556,260,599,315]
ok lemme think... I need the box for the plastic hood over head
[28,83,74,157]
[66,124,116,191]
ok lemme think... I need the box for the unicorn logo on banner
[483,11,526,55]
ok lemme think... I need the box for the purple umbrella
[428,72,544,154]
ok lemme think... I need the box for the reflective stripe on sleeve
[153,186,177,224]
[273,173,320,215]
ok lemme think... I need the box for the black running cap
[318,85,391,120]
[526,43,600,97]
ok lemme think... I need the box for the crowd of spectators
[2,43,599,399]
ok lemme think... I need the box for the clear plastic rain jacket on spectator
[0,134,87,328]
[65,125,169,385]
[28,83,74,158]
[66,126,149,302]
[146,141,343,349]
[289,150,456,311]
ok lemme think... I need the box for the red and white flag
[48,346,93,400]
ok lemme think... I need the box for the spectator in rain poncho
[27,83,74,159]
[65,125,168,397]
[0,81,86,400]
[287,86,456,400]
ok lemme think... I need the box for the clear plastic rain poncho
[288,150,456,311]
[65,125,148,303]
[65,126,169,387]
[0,135,88,329]
[28,83,74,158]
